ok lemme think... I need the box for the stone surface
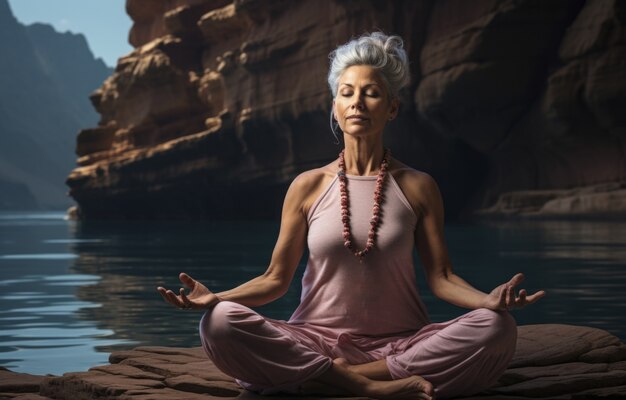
[508,324,622,368]
[65,0,626,221]
[0,367,46,395]
[490,370,626,397]
[2,324,626,399]
[40,371,165,399]
[163,374,241,396]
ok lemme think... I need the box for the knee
[199,301,253,343]
[472,308,517,350]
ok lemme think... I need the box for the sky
[7,0,133,67]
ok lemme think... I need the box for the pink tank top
[288,173,431,336]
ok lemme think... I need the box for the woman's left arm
[404,171,545,311]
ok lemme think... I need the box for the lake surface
[0,211,624,375]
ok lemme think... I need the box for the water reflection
[444,220,626,337]
[66,219,300,353]
[0,214,135,374]
[66,218,626,351]
[0,213,624,376]
[487,220,626,263]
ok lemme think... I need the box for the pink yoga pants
[199,301,517,398]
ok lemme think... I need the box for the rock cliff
[67,0,626,220]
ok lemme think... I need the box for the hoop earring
[329,110,341,145]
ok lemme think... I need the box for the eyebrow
[339,83,381,89]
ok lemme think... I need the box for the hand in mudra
[157,272,220,310]
[481,273,545,311]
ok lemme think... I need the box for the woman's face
[333,65,398,138]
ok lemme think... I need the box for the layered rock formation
[476,181,626,218]
[0,0,112,210]
[67,0,626,220]
[2,324,626,399]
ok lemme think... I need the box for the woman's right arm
[158,172,314,310]
[214,173,310,306]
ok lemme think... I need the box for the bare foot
[334,357,393,381]
[314,358,434,399]
[367,375,434,400]
[334,357,351,368]
[299,359,353,396]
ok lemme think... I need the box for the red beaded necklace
[338,148,390,260]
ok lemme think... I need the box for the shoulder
[390,160,436,188]
[389,159,441,218]
[285,162,338,217]
[289,164,335,195]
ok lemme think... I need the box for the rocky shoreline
[1,324,625,399]
[473,182,626,220]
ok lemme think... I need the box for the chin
[344,129,378,138]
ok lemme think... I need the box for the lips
[347,115,369,121]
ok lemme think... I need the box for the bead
[338,148,390,261]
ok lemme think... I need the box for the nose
[351,95,365,110]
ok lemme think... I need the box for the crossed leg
[334,308,518,399]
[199,301,434,399]
[310,359,433,399]
[335,357,393,380]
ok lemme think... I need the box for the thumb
[508,273,525,287]
[179,272,196,288]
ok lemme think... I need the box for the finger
[158,287,179,307]
[525,290,546,304]
[165,289,184,308]
[517,289,527,306]
[179,272,196,289]
[157,287,173,305]
[508,273,525,288]
[507,285,515,309]
[180,288,193,309]
[498,285,508,309]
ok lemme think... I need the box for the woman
[158,32,545,399]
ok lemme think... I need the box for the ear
[332,99,339,120]
[388,98,399,121]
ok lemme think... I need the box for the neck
[342,135,385,176]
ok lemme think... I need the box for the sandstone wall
[66,0,626,220]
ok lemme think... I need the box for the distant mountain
[0,0,112,210]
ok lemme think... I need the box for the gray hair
[327,32,410,100]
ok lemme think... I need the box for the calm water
[0,211,625,375]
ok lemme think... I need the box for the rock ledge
[1,324,625,399]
